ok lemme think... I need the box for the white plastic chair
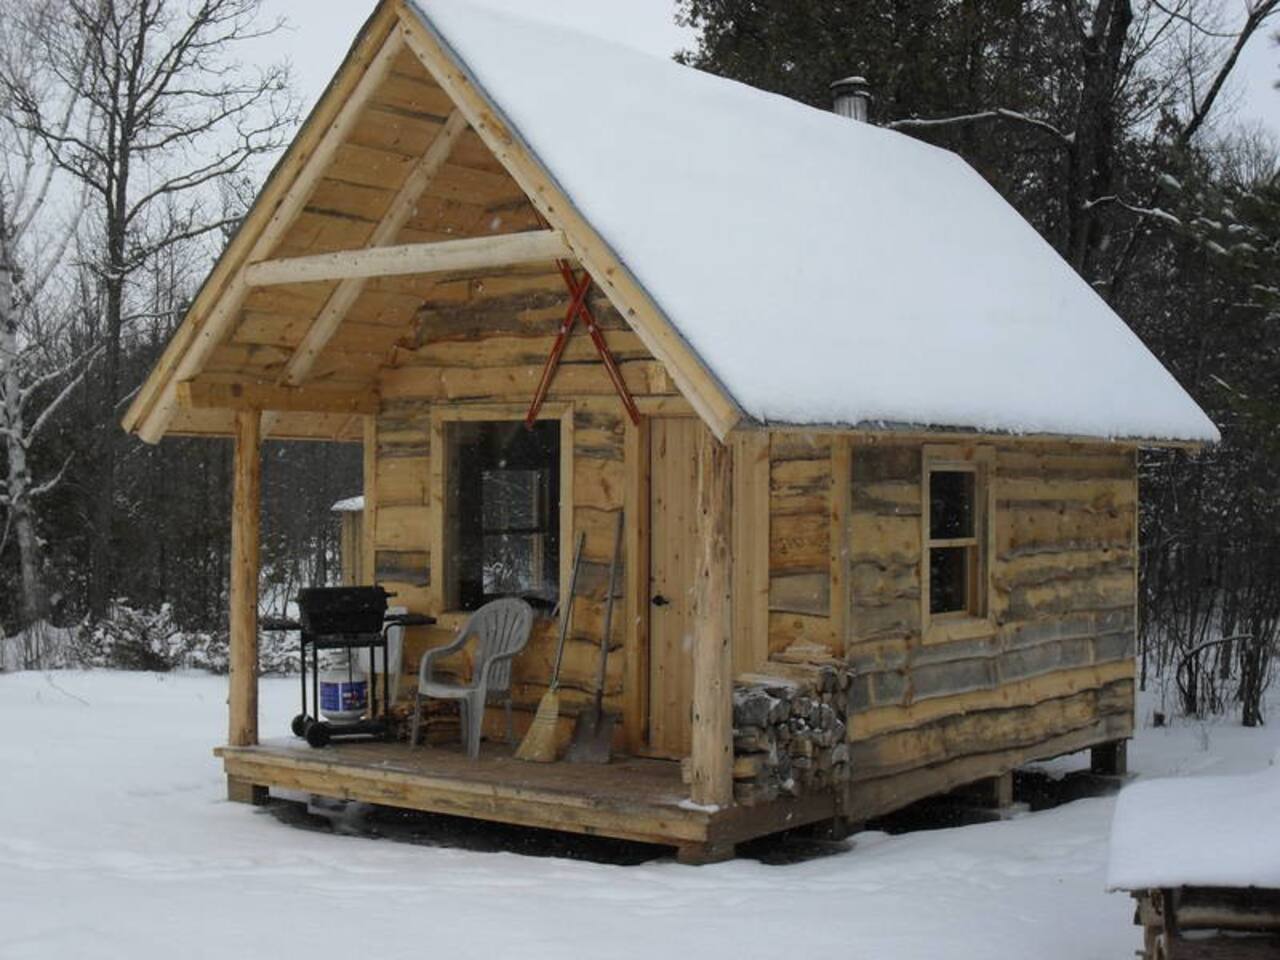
[410,598,534,759]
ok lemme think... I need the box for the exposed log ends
[732,667,854,805]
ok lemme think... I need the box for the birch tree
[0,6,99,664]
[1,0,297,618]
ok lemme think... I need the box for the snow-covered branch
[887,109,1074,145]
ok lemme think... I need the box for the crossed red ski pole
[525,257,641,428]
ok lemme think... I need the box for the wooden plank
[362,415,378,586]
[380,359,672,403]
[228,411,262,746]
[623,416,651,753]
[844,711,1133,822]
[648,418,698,758]
[731,432,769,673]
[849,660,1136,740]
[690,425,733,807]
[848,680,1133,780]
[396,10,743,441]
[245,230,572,286]
[177,380,378,415]
[831,438,851,650]
[128,20,406,443]
[218,744,709,846]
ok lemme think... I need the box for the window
[445,420,560,612]
[923,446,993,639]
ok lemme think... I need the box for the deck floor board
[217,738,836,850]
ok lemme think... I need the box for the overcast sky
[252,0,1276,139]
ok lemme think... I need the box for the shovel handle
[550,531,587,690]
[594,511,625,709]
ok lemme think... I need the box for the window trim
[428,403,575,620]
[921,444,996,644]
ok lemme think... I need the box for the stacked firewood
[732,666,854,805]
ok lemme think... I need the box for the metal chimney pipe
[830,76,872,123]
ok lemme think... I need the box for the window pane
[481,469,542,532]
[930,546,971,614]
[930,470,975,540]
[448,420,559,611]
[483,533,544,597]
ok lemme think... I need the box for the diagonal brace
[526,261,642,428]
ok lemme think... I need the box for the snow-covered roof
[410,0,1217,443]
[1107,758,1280,890]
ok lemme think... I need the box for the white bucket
[319,670,368,723]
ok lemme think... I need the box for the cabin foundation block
[676,841,736,866]
[960,771,1015,809]
[227,777,269,805]
[1091,739,1128,777]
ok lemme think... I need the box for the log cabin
[123,0,1218,862]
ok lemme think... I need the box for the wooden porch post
[690,425,733,808]
[228,410,262,747]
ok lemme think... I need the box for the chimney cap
[830,76,871,95]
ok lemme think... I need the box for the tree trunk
[0,215,50,666]
[1065,0,1134,278]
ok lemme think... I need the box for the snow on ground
[1,671,1277,960]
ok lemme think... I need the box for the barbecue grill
[263,586,433,748]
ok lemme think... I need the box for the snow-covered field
[1,670,1276,960]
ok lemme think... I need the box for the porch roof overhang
[121,0,742,447]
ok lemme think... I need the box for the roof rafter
[278,109,469,390]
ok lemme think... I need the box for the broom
[515,531,586,762]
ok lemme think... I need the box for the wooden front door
[647,417,700,758]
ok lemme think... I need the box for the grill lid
[296,586,391,636]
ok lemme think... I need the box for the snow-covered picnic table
[1107,758,1280,958]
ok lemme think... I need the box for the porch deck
[216,739,837,860]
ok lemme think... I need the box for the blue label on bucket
[320,679,367,713]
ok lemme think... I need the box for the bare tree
[884,0,1279,282]
[0,5,102,664]
[1,0,297,618]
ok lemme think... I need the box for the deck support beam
[690,425,733,808]
[226,777,269,805]
[228,410,262,747]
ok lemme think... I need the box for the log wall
[839,438,1138,818]
[767,434,839,662]
[365,264,685,744]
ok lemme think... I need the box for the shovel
[567,511,624,764]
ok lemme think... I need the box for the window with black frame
[445,420,560,612]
